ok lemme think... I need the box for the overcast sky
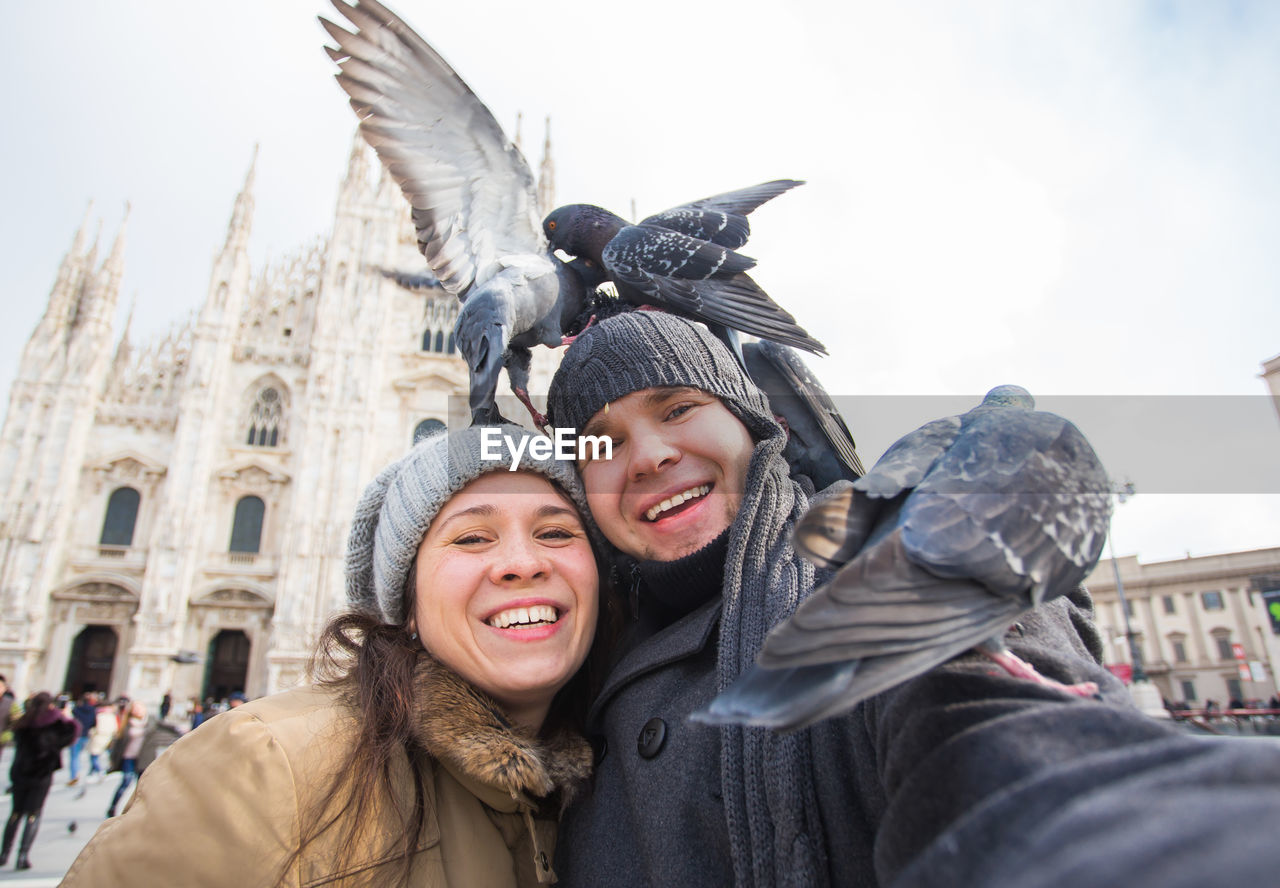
[2,0,1278,564]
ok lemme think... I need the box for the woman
[62,425,609,886]
[2,691,78,870]
[105,700,148,817]
[86,696,117,782]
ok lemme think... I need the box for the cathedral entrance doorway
[65,625,118,697]
[204,629,251,701]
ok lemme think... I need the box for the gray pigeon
[321,0,593,427]
[696,385,1112,732]
[542,182,826,365]
[743,340,865,490]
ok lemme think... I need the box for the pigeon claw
[513,386,550,432]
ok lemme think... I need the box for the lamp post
[1107,480,1146,682]
[1107,481,1165,715]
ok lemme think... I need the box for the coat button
[637,717,666,758]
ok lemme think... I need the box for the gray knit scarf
[720,429,830,888]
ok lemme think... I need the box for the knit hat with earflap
[546,311,778,441]
[345,424,589,626]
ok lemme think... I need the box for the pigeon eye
[547,220,557,231]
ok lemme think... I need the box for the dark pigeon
[696,385,1112,732]
[543,182,826,365]
[321,0,594,427]
[744,340,865,490]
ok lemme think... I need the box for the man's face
[578,386,754,562]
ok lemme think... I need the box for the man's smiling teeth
[645,485,711,522]
[487,604,559,629]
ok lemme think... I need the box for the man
[546,311,1280,888]
[68,692,98,786]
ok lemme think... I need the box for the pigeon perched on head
[542,181,826,365]
[696,385,1112,733]
[743,340,865,491]
[321,0,595,427]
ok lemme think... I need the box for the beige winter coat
[87,707,116,757]
[60,660,593,887]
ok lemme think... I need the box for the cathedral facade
[0,132,559,707]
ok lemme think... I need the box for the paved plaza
[0,758,133,887]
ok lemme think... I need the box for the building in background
[1085,546,1280,706]
[0,129,559,707]
[1264,352,1280,423]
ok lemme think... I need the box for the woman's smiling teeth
[644,484,711,522]
[487,604,560,629]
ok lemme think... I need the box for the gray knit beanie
[345,424,590,625]
[547,312,778,442]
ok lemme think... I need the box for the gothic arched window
[413,418,446,445]
[246,388,283,447]
[100,487,140,546]
[421,297,460,355]
[229,496,265,553]
[422,328,452,353]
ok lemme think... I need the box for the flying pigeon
[743,340,865,490]
[696,385,1111,732]
[320,0,596,426]
[542,182,827,365]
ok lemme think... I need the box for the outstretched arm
[861,590,1280,888]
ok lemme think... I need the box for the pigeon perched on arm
[542,181,826,365]
[743,340,865,490]
[320,0,592,427]
[696,385,1112,732]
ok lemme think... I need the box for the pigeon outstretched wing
[321,0,588,426]
[321,0,543,295]
[640,180,805,249]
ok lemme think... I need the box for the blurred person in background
[86,695,117,783]
[2,691,77,870]
[105,701,148,818]
[67,692,98,787]
[0,676,14,768]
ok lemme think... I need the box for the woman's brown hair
[291,516,620,887]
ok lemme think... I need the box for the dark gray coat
[557,578,1280,887]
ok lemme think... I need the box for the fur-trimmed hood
[409,655,594,811]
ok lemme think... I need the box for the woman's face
[411,471,599,730]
